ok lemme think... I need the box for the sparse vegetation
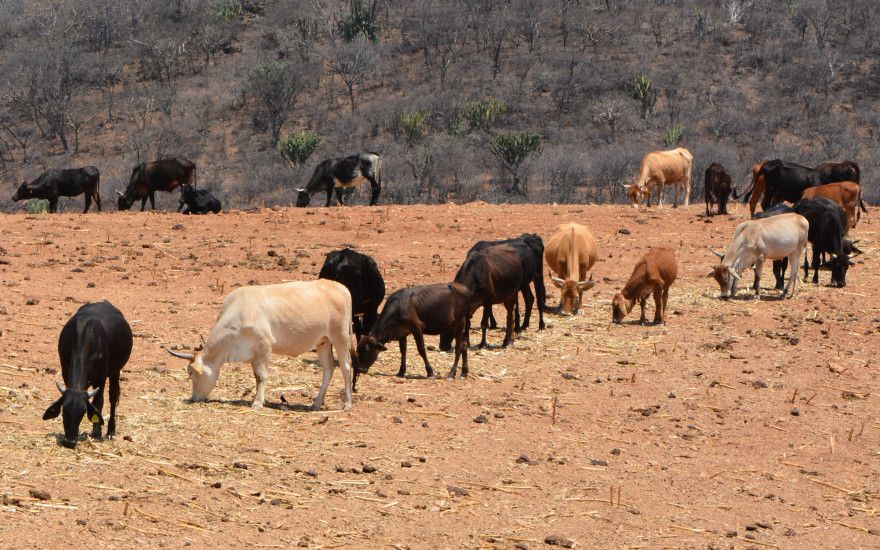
[278,131,323,166]
[401,110,430,143]
[490,131,541,195]
[463,99,507,132]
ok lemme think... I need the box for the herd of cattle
[24,146,870,449]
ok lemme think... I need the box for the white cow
[709,212,808,300]
[168,280,355,411]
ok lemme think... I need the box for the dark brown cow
[704,163,732,216]
[815,161,860,184]
[12,167,101,213]
[612,247,678,325]
[117,156,196,211]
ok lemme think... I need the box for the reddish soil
[0,203,878,548]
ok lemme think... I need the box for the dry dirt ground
[0,202,878,549]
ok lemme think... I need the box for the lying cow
[178,184,221,214]
[319,248,385,341]
[43,301,133,448]
[801,181,867,229]
[296,152,381,207]
[544,222,598,315]
[356,283,471,382]
[118,156,196,211]
[12,167,101,213]
[709,212,808,300]
[625,147,693,207]
[612,247,678,325]
[704,162,731,216]
[167,280,356,411]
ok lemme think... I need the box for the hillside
[0,0,878,210]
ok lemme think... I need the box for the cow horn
[550,275,564,284]
[87,387,99,398]
[708,246,724,259]
[55,380,66,394]
[729,270,741,280]
[621,184,631,189]
[167,349,195,361]
[115,190,124,196]
[295,187,306,193]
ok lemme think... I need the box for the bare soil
[0,202,878,548]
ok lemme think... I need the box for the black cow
[178,184,221,214]
[815,161,860,183]
[296,153,381,207]
[460,234,547,333]
[118,156,196,211]
[454,244,523,349]
[12,167,101,213]
[704,163,731,216]
[756,197,851,287]
[759,159,854,212]
[42,301,133,448]
[356,283,471,384]
[318,248,385,341]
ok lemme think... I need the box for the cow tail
[858,188,868,222]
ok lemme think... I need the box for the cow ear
[86,401,104,426]
[376,342,387,351]
[43,398,63,420]
[706,269,715,278]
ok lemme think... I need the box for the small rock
[868,528,880,536]
[516,455,533,464]
[617,228,631,235]
[211,481,222,489]
[416,456,426,463]
[305,469,318,477]
[752,379,768,389]
[29,489,50,501]
[25,297,39,306]
[401,461,412,468]
[544,535,574,548]
[725,530,737,538]
[610,448,621,456]
[335,466,346,473]
[362,464,377,474]
[745,524,758,531]
[76,519,87,526]
[515,543,529,550]
[86,282,96,288]
[562,372,576,380]
[421,421,429,428]
[590,459,608,466]
[233,461,249,470]
[407,397,416,403]
[783,528,797,536]
[171,223,185,230]
[668,392,676,398]
[790,408,800,416]
[447,485,469,497]
[494,412,505,419]
[392,416,402,423]
[473,415,488,424]
[755,521,771,529]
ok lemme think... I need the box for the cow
[755,197,852,287]
[454,244,523,349]
[815,160,860,184]
[12,167,101,213]
[356,283,471,383]
[318,248,385,341]
[117,156,196,211]
[611,247,678,325]
[167,280,356,411]
[544,222,598,315]
[296,153,381,207]
[801,181,867,229]
[42,301,133,448]
[461,234,547,333]
[178,184,221,214]
[624,147,693,207]
[704,163,732,216]
[708,212,808,300]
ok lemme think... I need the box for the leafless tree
[247,60,306,146]
[328,36,379,112]
[407,1,466,90]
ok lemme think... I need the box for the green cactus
[278,131,323,166]
[631,74,657,120]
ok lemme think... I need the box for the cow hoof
[310,404,323,412]
[342,404,352,412]
[395,371,406,378]
[426,374,436,380]
[251,401,264,410]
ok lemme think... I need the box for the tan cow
[625,147,693,207]
[168,280,356,412]
[612,247,678,325]
[545,222,598,315]
[801,181,867,229]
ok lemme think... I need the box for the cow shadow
[186,397,314,412]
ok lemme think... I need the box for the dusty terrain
[0,202,878,549]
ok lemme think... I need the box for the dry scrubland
[0,203,878,548]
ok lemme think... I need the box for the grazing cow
[356,283,471,382]
[296,153,381,207]
[704,163,732,216]
[625,147,693,207]
[167,280,356,411]
[12,167,101,213]
[755,198,852,287]
[462,234,547,332]
[319,248,385,341]
[815,160,860,183]
[708,212,808,300]
[544,223,598,315]
[42,301,133,448]
[612,247,678,325]
[117,156,196,211]
[454,245,523,348]
[801,181,867,229]
[177,184,221,214]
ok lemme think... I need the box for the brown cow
[612,247,678,325]
[544,223,598,315]
[801,181,867,229]
[704,162,732,216]
[625,148,693,207]
[730,160,768,217]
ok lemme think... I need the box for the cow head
[551,273,595,315]
[42,381,102,449]
[167,346,219,402]
[623,184,646,207]
[116,190,134,211]
[11,182,32,202]
[355,336,386,375]
[708,264,740,299]
[295,188,311,207]
[611,292,634,324]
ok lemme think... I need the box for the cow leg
[107,376,120,439]
[652,287,664,324]
[312,339,334,411]
[785,250,801,299]
[753,259,764,300]
[48,198,58,213]
[95,190,102,212]
[412,330,435,379]
[251,340,272,409]
[772,260,785,290]
[705,197,711,217]
[333,334,354,412]
[487,306,498,329]
[478,304,490,348]
[335,187,346,206]
[325,187,334,207]
[638,296,647,325]
[672,184,680,208]
[368,175,380,206]
[661,286,670,324]
[501,298,516,347]
[396,337,408,377]
[90,384,105,440]
[83,193,92,213]
[719,194,728,215]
